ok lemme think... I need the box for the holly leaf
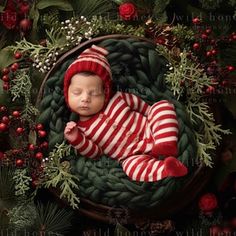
[114,223,131,236]
[0,48,15,70]
[36,0,73,11]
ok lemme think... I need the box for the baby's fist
[64,121,80,143]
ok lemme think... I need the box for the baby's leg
[148,100,179,157]
[121,155,187,182]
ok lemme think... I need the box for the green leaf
[36,0,73,11]
[28,130,37,145]
[0,0,7,13]
[0,48,15,70]
[114,223,131,236]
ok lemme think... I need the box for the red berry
[38,130,47,138]
[206,51,212,57]
[232,34,236,41]
[15,159,24,167]
[227,65,235,72]
[206,86,215,94]
[1,116,10,124]
[211,49,217,56]
[12,110,20,117]
[11,62,19,72]
[2,75,9,82]
[0,151,4,160]
[155,37,165,45]
[3,82,9,90]
[19,18,32,32]
[193,43,200,50]
[0,123,8,132]
[36,123,44,130]
[192,17,201,24]
[19,2,30,15]
[16,127,24,134]
[205,28,212,34]
[28,144,35,151]
[209,225,222,236]
[35,152,43,160]
[201,33,208,40]
[41,141,48,149]
[1,67,9,75]
[0,106,7,112]
[14,52,22,59]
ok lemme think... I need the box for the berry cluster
[191,17,236,94]
[0,105,48,185]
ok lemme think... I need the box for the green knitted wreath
[38,36,197,209]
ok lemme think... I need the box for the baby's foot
[152,141,178,157]
[162,156,187,178]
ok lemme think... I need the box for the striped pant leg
[121,155,188,182]
[147,100,179,157]
[121,155,165,182]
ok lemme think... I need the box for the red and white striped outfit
[70,92,187,182]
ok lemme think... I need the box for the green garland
[13,169,32,196]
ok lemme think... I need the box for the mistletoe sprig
[39,142,80,209]
[161,49,231,166]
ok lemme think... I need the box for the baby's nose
[81,92,90,102]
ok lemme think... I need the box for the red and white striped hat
[64,44,112,107]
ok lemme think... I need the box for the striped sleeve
[121,92,150,116]
[71,135,102,160]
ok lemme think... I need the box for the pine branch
[40,142,80,209]
[13,169,32,196]
[34,202,73,234]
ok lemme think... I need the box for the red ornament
[2,75,10,82]
[209,225,222,236]
[192,17,201,24]
[11,62,19,72]
[38,130,47,138]
[119,2,137,21]
[199,193,218,215]
[16,127,24,134]
[35,152,43,160]
[36,123,44,130]
[15,159,24,167]
[1,68,10,75]
[19,18,32,32]
[14,52,22,60]
[155,37,166,45]
[12,110,20,117]
[193,43,200,50]
[1,116,10,124]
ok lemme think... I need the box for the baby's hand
[64,121,80,143]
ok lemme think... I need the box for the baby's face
[68,74,105,121]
